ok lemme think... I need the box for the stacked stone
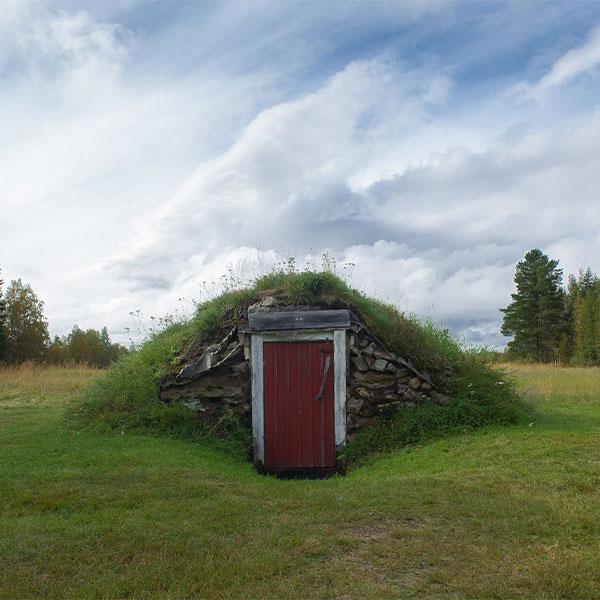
[346,331,448,434]
[160,308,451,439]
[160,344,252,427]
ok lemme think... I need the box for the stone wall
[160,316,449,445]
[345,329,448,439]
[160,342,252,429]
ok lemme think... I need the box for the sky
[2,0,600,348]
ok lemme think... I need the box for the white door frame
[250,329,347,464]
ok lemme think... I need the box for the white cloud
[422,75,455,105]
[521,24,600,99]
[29,10,133,91]
[3,2,600,350]
[105,59,402,285]
[545,236,600,279]
[538,25,600,89]
[93,71,600,346]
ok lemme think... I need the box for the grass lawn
[1,364,600,599]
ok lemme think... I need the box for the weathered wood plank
[251,334,264,463]
[333,329,347,448]
[248,309,350,331]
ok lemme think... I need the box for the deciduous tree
[3,279,50,363]
[48,325,127,367]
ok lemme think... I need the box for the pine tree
[0,270,7,362]
[559,274,579,364]
[597,289,600,362]
[3,279,50,363]
[571,269,599,365]
[501,249,565,363]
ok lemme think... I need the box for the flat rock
[362,342,377,355]
[351,354,369,372]
[231,362,248,374]
[196,385,245,398]
[371,358,388,372]
[347,396,364,414]
[372,349,393,361]
[409,377,421,390]
[359,381,395,391]
[347,413,373,431]
[183,400,207,412]
[260,295,277,307]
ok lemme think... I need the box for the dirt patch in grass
[340,515,431,542]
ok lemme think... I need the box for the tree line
[0,269,127,368]
[3,252,597,367]
[501,248,600,365]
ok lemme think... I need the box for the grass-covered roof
[175,271,460,379]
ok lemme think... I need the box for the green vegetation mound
[67,271,522,463]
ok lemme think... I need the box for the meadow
[1,363,600,599]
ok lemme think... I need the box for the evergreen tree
[0,270,7,362]
[100,326,128,365]
[501,249,565,363]
[597,290,600,362]
[572,269,600,365]
[559,273,580,365]
[3,279,50,363]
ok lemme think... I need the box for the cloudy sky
[2,0,600,347]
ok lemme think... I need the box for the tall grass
[0,363,101,408]
[67,270,521,460]
[341,357,523,463]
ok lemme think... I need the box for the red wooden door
[263,341,335,470]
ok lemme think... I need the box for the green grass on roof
[192,270,461,376]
